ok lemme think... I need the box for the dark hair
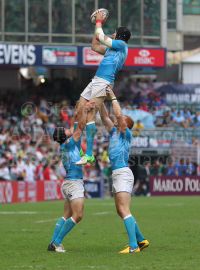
[115,27,131,43]
[53,127,67,144]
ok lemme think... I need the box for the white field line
[14,266,187,269]
[166,203,183,206]
[93,212,114,215]
[0,211,38,214]
[36,218,59,223]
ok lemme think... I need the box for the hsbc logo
[134,49,155,65]
[0,182,13,203]
[138,49,150,57]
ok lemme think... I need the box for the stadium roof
[182,52,200,63]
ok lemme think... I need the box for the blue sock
[124,215,137,248]
[50,217,65,244]
[54,217,76,244]
[86,122,95,157]
[74,122,82,151]
[134,218,145,243]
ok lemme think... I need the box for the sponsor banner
[155,84,200,103]
[84,180,101,197]
[0,181,17,203]
[131,136,171,148]
[124,48,166,67]
[26,182,37,202]
[150,176,200,196]
[42,46,77,65]
[0,180,102,203]
[17,181,26,202]
[82,47,166,68]
[83,47,104,65]
[44,180,63,200]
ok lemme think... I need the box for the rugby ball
[90,8,109,25]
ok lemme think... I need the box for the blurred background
[1,0,200,200]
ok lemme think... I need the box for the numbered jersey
[60,137,83,180]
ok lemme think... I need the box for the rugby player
[100,89,149,253]
[47,101,96,252]
[76,10,131,165]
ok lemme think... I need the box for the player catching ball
[47,101,96,252]
[76,9,131,165]
[100,89,149,253]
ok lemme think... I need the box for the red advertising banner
[17,181,26,202]
[82,47,166,67]
[0,181,17,203]
[83,47,104,65]
[124,48,166,67]
[26,182,37,202]
[150,176,200,196]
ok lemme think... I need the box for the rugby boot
[138,239,149,251]
[119,245,140,253]
[76,154,95,165]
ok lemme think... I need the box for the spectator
[170,106,177,118]
[163,110,172,127]
[134,162,150,196]
[182,107,191,121]
[172,111,188,128]
[190,104,196,115]
[43,161,51,180]
[160,93,167,106]
[24,159,36,181]
[188,136,199,145]
[174,158,186,176]
[134,120,144,136]
[138,100,149,112]
[35,160,43,180]
[0,162,11,180]
[182,158,195,175]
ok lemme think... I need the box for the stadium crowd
[0,78,200,185]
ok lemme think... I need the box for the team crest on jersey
[68,193,72,198]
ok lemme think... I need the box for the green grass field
[0,196,199,270]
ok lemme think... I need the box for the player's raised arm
[100,103,114,133]
[73,101,97,142]
[91,11,107,55]
[106,89,127,132]
[95,11,113,49]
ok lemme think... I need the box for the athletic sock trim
[71,217,76,224]
[124,214,132,220]
[86,121,95,125]
[74,122,78,124]
[62,217,66,221]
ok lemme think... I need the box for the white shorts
[112,167,134,194]
[62,180,84,201]
[81,76,113,100]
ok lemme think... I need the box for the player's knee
[116,206,124,218]
[117,205,129,219]
[75,213,83,223]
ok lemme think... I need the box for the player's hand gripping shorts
[81,76,113,100]
[112,167,135,194]
[62,180,84,201]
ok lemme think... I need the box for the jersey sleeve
[109,126,117,136]
[111,40,126,52]
[120,127,132,142]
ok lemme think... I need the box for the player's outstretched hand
[85,101,97,112]
[96,9,104,21]
[106,87,115,99]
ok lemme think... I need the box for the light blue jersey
[95,40,128,84]
[108,126,132,171]
[60,137,82,180]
